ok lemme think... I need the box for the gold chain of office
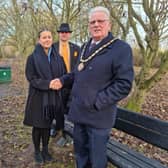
[78,38,118,71]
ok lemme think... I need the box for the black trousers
[32,127,50,152]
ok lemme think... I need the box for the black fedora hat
[57,23,72,33]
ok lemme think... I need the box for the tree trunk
[125,88,146,112]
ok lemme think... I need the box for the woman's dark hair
[38,27,51,38]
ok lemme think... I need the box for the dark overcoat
[53,41,80,71]
[23,44,67,129]
[61,33,134,129]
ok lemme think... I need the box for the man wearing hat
[54,23,80,72]
[50,23,80,145]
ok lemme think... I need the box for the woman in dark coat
[23,28,67,164]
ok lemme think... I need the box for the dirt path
[0,83,10,98]
[0,83,20,98]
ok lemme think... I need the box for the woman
[23,28,67,164]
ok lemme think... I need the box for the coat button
[88,66,92,70]
[103,99,107,103]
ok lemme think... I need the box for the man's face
[59,32,71,42]
[89,11,111,41]
[38,31,53,49]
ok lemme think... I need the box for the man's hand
[49,78,63,90]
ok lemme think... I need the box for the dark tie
[89,42,96,51]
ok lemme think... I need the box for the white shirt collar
[91,40,101,45]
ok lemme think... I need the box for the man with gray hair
[54,6,134,168]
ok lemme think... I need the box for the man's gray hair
[88,6,110,20]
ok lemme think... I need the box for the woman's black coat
[23,44,68,129]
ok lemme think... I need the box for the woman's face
[38,31,53,49]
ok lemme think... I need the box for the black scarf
[33,43,66,121]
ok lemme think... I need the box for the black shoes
[34,149,53,164]
[34,152,44,165]
[42,147,53,163]
[42,151,53,162]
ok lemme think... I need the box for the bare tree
[43,0,86,43]
[103,0,130,39]
[126,0,168,111]
[0,0,59,57]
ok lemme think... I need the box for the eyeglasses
[89,19,109,25]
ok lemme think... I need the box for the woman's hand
[49,78,63,90]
